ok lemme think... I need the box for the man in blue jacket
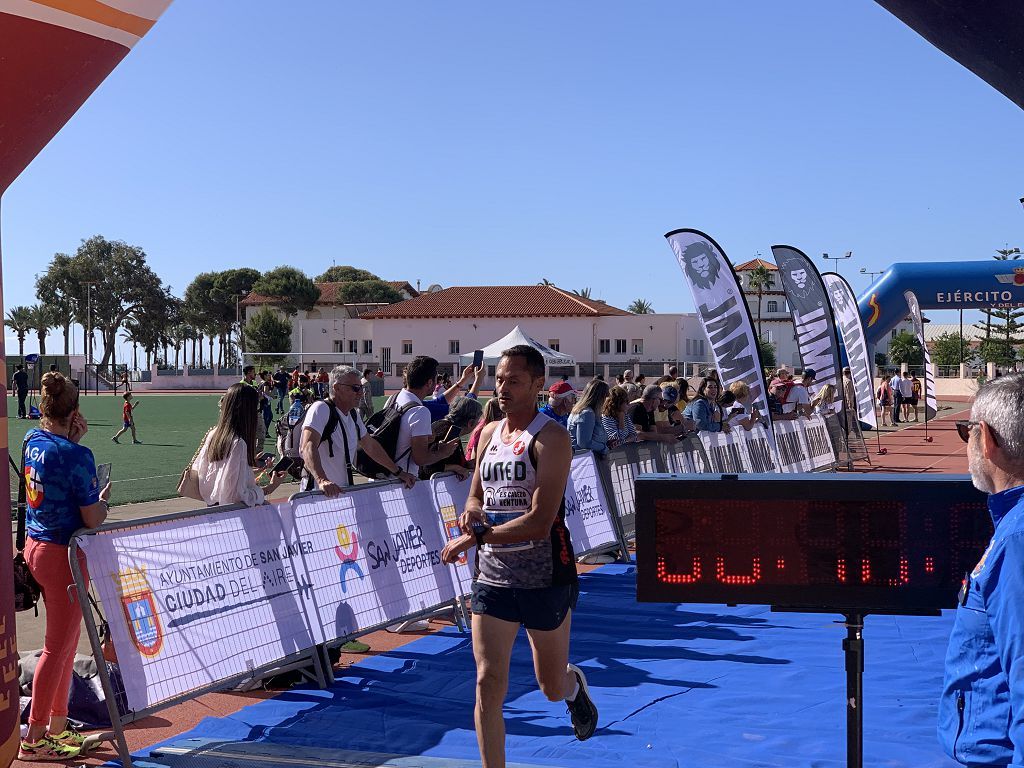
[940,373,1024,766]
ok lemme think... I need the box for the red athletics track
[19,404,974,767]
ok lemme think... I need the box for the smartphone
[472,349,484,369]
[272,456,294,474]
[96,463,111,489]
[256,451,275,468]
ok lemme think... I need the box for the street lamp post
[823,250,853,275]
[80,281,97,391]
[859,267,884,283]
[235,291,249,367]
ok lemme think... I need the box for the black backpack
[355,400,419,479]
[278,398,341,473]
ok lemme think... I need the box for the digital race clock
[635,474,992,612]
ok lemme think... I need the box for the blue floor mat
[130,564,959,767]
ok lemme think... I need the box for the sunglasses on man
[956,419,999,446]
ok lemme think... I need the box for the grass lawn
[6,393,397,507]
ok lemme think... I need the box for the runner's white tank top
[476,411,576,589]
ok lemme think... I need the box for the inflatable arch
[858,261,1024,347]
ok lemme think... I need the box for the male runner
[442,344,597,767]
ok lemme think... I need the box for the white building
[244,283,710,387]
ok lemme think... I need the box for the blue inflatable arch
[858,260,1024,347]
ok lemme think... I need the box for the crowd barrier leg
[70,539,135,768]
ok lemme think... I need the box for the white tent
[458,325,575,367]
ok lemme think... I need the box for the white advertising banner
[80,503,320,712]
[824,272,878,428]
[773,416,835,473]
[737,424,779,473]
[661,438,711,474]
[904,290,938,420]
[563,451,621,556]
[665,229,771,422]
[431,473,475,598]
[292,482,457,646]
[699,430,750,473]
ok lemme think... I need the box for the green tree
[978,337,1016,367]
[34,252,77,354]
[5,306,32,358]
[627,299,653,314]
[757,337,777,368]
[336,280,403,304]
[746,264,774,339]
[888,331,924,366]
[930,331,974,367]
[975,247,1022,340]
[38,236,172,369]
[573,287,592,299]
[251,266,319,316]
[245,308,293,366]
[316,265,379,282]
[537,278,555,286]
[26,304,57,356]
[210,267,261,354]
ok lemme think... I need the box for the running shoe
[565,663,598,741]
[48,725,85,748]
[18,735,81,761]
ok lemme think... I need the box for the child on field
[111,392,142,444]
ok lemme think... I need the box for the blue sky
[3,1,1023,355]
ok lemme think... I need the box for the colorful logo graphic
[114,567,163,657]
[24,465,43,509]
[512,440,526,456]
[995,267,1024,286]
[439,503,468,565]
[334,523,364,593]
[866,293,881,327]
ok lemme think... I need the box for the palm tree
[628,299,653,314]
[122,319,142,371]
[5,306,33,359]
[26,304,56,356]
[573,287,592,298]
[747,264,774,339]
[537,278,555,286]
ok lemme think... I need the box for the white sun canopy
[458,325,575,367]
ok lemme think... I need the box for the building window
[348,339,358,354]
[767,300,778,313]
[449,340,460,355]
[615,339,627,354]
[891,329,898,339]
[363,339,373,354]
[333,340,343,353]
[631,339,644,355]
[699,340,706,356]
[402,340,413,355]
[548,339,560,352]
[686,338,692,355]
[599,339,610,354]
[765,329,775,343]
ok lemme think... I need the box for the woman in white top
[194,383,285,506]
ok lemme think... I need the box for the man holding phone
[301,366,417,498]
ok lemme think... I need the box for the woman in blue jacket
[567,379,610,455]
[683,377,729,433]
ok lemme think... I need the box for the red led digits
[837,558,846,582]
[715,556,761,585]
[657,556,702,584]
[925,557,934,574]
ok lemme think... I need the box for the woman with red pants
[19,373,109,762]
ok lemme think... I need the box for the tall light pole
[80,281,97,383]
[235,290,249,366]
[860,267,884,282]
[822,250,853,275]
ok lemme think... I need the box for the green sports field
[6,393,397,507]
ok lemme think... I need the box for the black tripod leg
[842,612,865,768]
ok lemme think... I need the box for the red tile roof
[358,285,634,319]
[241,280,418,307]
[734,258,778,271]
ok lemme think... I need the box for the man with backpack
[775,369,813,419]
[299,366,416,497]
[387,356,460,478]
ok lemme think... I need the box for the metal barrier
[69,481,470,768]
[70,502,331,768]
[661,436,711,475]
[596,442,666,541]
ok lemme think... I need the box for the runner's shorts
[471,581,579,631]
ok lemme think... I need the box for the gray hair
[329,365,360,390]
[973,373,1024,461]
